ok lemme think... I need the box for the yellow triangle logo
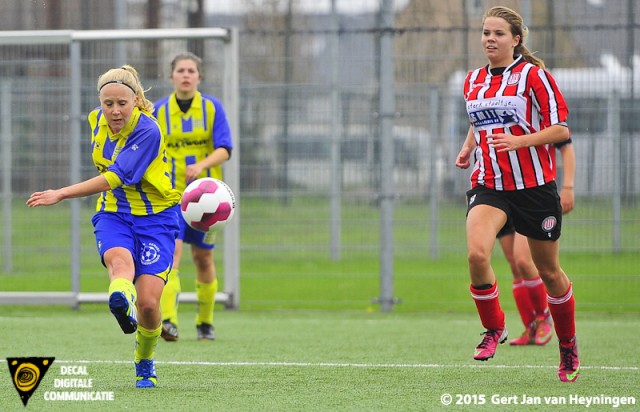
[6,357,55,407]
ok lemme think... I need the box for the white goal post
[0,28,241,309]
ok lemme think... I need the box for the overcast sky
[205,0,410,15]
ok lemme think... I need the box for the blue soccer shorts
[178,216,217,250]
[91,205,181,282]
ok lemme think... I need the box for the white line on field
[0,359,636,371]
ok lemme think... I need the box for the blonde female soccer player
[154,52,233,341]
[27,65,181,388]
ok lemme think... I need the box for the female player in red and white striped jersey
[499,140,575,348]
[455,6,579,382]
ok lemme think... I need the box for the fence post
[69,41,82,309]
[329,0,342,261]
[223,27,241,309]
[377,0,397,313]
[608,91,621,252]
[2,81,12,273]
[428,88,439,259]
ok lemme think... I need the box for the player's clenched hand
[26,190,63,207]
[560,186,575,214]
[185,164,204,184]
[456,146,472,169]
[487,133,525,152]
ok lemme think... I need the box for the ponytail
[515,25,545,69]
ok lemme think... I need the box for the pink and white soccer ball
[180,178,236,232]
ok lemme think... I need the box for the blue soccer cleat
[135,359,158,388]
[108,291,138,334]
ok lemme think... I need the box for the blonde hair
[97,65,154,113]
[483,6,545,69]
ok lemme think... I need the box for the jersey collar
[485,55,524,76]
[170,91,203,115]
[99,107,141,141]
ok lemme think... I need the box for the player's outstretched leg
[108,278,138,334]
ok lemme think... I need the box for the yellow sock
[108,278,136,305]
[135,324,161,362]
[160,269,181,325]
[195,278,217,325]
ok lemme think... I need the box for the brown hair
[170,52,203,80]
[97,65,154,114]
[483,6,545,69]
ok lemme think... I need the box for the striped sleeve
[532,68,569,129]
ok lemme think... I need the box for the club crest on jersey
[507,73,521,85]
[541,216,557,232]
[140,242,161,265]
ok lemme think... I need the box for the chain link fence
[0,0,638,311]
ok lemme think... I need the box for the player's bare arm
[456,126,477,169]
[488,124,570,153]
[185,147,230,183]
[27,175,111,207]
[559,143,576,214]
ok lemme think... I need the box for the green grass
[0,305,638,411]
[3,195,640,312]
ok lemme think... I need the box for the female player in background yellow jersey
[154,52,233,342]
[27,65,182,388]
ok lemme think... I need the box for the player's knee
[536,267,561,283]
[193,255,214,272]
[515,261,536,278]
[467,249,491,269]
[136,298,160,319]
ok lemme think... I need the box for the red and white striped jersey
[463,55,569,191]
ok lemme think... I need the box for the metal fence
[0,0,638,312]
[232,4,640,311]
[0,28,240,308]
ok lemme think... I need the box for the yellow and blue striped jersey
[88,107,181,216]
[153,91,233,192]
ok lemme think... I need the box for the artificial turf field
[1,305,638,411]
